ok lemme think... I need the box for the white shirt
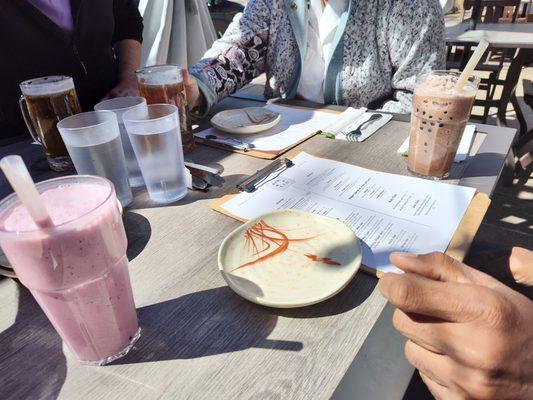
[296,0,348,103]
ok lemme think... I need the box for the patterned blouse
[191,0,445,114]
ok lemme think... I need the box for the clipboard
[195,104,343,160]
[212,151,491,277]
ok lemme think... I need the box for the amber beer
[136,65,194,154]
[20,76,81,171]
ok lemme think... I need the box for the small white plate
[211,107,281,135]
[218,210,362,308]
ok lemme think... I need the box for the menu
[219,152,476,274]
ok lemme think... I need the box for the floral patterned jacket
[191,0,445,114]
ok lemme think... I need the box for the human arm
[188,0,271,116]
[379,0,446,113]
[378,251,533,399]
[102,39,142,100]
[102,0,143,100]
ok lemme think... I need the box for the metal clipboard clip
[236,158,294,193]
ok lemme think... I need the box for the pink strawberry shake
[0,176,139,365]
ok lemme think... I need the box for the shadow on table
[115,285,304,365]
[123,211,152,261]
[126,173,248,211]
[271,272,376,319]
[0,285,66,400]
[461,152,507,179]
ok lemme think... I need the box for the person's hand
[378,252,533,400]
[101,76,139,100]
[182,70,202,111]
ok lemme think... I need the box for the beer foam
[136,65,183,86]
[20,76,75,96]
[416,74,477,98]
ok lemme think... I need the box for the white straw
[0,155,53,229]
[455,39,489,92]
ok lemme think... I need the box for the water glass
[94,97,148,187]
[123,104,188,204]
[57,111,133,207]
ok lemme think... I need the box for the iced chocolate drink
[408,71,479,178]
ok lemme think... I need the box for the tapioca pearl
[444,111,448,114]
[419,126,423,130]
[422,121,427,124]
[430,122,435,126]
[428,129,432,133]
[422,111,426,115]
[424,142,428,146]
[439,123,444,127]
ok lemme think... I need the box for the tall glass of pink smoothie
[0,175,140,365]
[408,71,480,178]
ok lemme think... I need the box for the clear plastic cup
[123,104,188,204]
[57,111,133,207]
[0,175,140,365]
[94,97,148,188]
[408,71,480,178]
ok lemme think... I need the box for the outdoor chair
[451,0,522,123]
[205,0,244,37]
[461,0,521,22]
[515,79,533,156]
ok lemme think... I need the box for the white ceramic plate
[218,210,362,308]
[210,107,281,135]
[0,248,15,278]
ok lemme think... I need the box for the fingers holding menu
[389,252,471,283]
[378,272,483,322]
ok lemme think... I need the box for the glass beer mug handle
[63,95,74,115]
[19,95,41,144]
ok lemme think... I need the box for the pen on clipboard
[205,134,255,152]
[237,158,294,193]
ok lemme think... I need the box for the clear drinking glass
[408,71,480,178]
[0,176,140,365]
[123,104,188,204]
[57,111,133,207]
[135,65,194,154]
[19,76,81,171]
[94,97,148,188]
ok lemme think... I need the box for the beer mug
[135,65,194,154]
[19,76,81,171]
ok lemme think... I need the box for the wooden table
[0,98,517,400]
[446,22,533,139]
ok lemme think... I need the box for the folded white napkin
[321,108,392,142]
[397,124,476,163]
